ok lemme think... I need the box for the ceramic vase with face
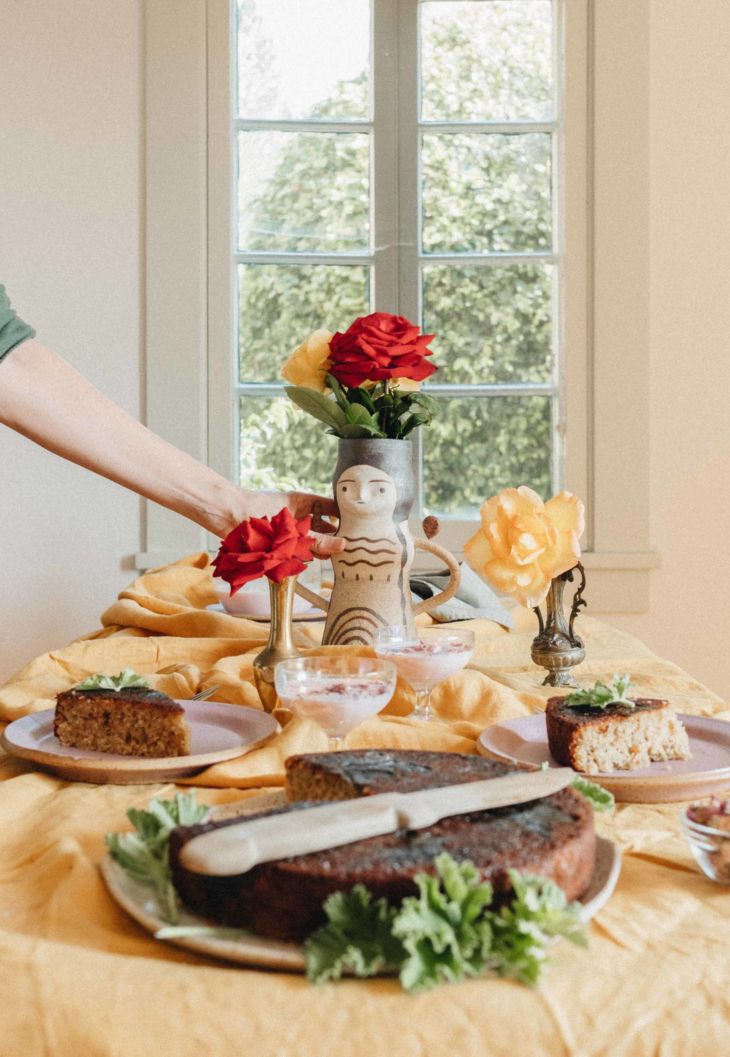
[322,438,459,645]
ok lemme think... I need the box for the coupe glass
[374,625,475,722]
[274,656,396,749]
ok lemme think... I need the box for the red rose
[328,312,437,388]
[212,508,315,593]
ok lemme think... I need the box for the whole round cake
[168,750,596,942]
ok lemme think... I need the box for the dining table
[1,552,728,1057]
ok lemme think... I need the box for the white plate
[0,701,279,785]
[100,784,620,973]
[206,603,325,623]
[478,713,730,803]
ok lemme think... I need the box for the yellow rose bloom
[465,486,585,609]
[281,329,333,391]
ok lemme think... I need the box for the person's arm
[0,339,341,551]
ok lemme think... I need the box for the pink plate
[0,700,278,785]
[478,713,730,803]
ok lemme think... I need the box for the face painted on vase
[336,464,398,521]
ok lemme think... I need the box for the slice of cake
[168,750,595,941]
[54,671,191,758]
[546,676,690,774]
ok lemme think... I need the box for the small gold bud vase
[531,563,587,688]
[252,576,301,713]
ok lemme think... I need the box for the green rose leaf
[284,386,348,431]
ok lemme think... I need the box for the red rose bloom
[212,508,315,593]
[328,312,437,388]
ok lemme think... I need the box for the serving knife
[180,766,575,877]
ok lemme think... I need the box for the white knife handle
[181,799,400,876]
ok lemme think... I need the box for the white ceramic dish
[0,700,278,785]
[478,712,730,803]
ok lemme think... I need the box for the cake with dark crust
[54,686,190,757]
[546,696,690,774]
[169,750,595,941]
[286,748,522,801]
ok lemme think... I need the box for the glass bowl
[680,800,730,885]
[273,655,396,748]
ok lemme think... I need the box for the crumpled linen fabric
[0,553,728,1056]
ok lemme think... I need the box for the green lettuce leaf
[106,792,209,924]
[75,669,151,691]
[391,854,494,992]
[305,856,587,992]
[304,885,405,983]
[571,776,615,813]
[487,870,587,986]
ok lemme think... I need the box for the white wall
[1,0,729,699]
[0,0,144,683]
[607,0,730,700]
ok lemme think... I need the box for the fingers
[310,495,338,517]
[309,496,339,536]
[310,531,345,558]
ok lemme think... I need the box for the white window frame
[140,0,659,613]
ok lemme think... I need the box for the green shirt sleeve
[0,285,36,363]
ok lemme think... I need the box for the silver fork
[190,684,220,702]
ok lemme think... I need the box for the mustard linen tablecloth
[0,554,728,1057]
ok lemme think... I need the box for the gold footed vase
[531,563,587,688]
[252,577,301,713]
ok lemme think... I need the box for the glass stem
[412,688,432,721]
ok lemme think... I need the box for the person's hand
[283,491,344,557]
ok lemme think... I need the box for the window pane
[238,263,370,382]
[423,396,553,516]
[420,1,553,122]
[421,133,551,254]
[237,0,370,120]
[238,131,370,253]
[239,395,338,493]
[422,264,553,384]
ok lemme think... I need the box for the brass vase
[531,563,587,688]
[252,576,301,713]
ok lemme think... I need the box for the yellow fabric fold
[0,555,728,1056]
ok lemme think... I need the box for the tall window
[234,0,558,527]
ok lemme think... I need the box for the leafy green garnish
[303,885,405,982]
[392,854,494,991]
[105,792,209,923]
[304,854,586,992]
[76,668,151,691]
[564,673,634,710]
[571,776,615,813]
[536,764,615,813]
[487,871,587,986]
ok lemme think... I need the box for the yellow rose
[464,486,585,608]
[281,329,333,391]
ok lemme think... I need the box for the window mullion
[396,0,422,518]
[372,0,399,313]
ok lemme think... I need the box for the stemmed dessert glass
[274,656,397,749]
[374,625,475,722]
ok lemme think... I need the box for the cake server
[180,766,575,876]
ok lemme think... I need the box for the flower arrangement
[282,312,438,440]
[465,486,585,609]
[212,508,315,594]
